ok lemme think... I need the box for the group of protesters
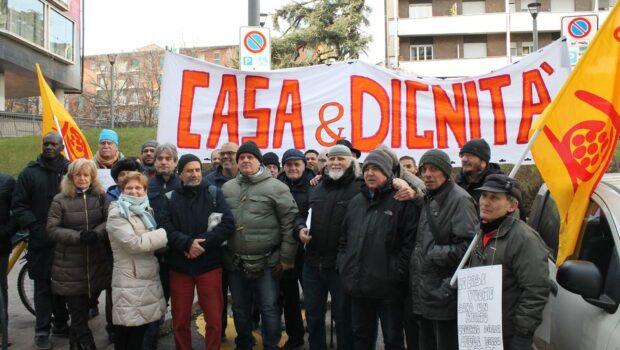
[0,128,551,350]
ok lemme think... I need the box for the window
[49,9,73,61]
[599,0,618,10]
[409,4,432,18]
[534,192,560,260]
[214,52,221,64]
[131,58,140,69]
[462,1,485,15]
[306,48,314,60]
[510,42,534,56]
[463,42,487,58]
[550,0,574,12]
[410,45,433,61]
[5,0,44,46]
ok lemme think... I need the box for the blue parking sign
[243,57,253,65]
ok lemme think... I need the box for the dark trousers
[33,278,69,336]
[351,296,405,350]
[279,268,305,344]
[142,255,169,350]
[403,297,419,350]
[115,324,149,350]
[417,317,458,350]
[89,288,113,333]
[0,254,8,327]
[66,294,95,346]
[303,264,353,350]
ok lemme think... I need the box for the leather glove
[80,230,98,245]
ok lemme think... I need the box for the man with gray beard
[294,144,360,350]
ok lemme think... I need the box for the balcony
[398,56,526,78]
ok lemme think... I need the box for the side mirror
[557,260,603,299]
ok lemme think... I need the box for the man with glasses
[206,142,239,188]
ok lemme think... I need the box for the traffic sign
[240,27,271,72]
[561,15,598,68]
[568,17,592,39]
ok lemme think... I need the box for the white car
[529,173,620,350]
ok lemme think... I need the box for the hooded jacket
[338,180,418,299]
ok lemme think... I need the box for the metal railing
[0,112,42,137]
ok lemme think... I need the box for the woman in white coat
[106,172,167,350]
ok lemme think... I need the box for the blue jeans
[228,268,280,350]
[303,264,353,350]
[351,296,405,350]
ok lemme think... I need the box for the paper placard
[457,265,503,350]
[97,169,115,192]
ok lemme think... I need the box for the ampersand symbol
[315,102,345,147]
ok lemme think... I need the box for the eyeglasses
[220,151,237,158]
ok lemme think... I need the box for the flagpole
[449,127,544,288]
[53,115,71,161]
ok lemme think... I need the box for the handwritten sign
[457,265,503,350]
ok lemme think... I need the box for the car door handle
[549,280,558,296]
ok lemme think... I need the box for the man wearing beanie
[409,149,478,350]
[140,140,158,177]
[94,129,124,169]
[338,149,418,349]
[294,143,358,350]
[469,175,549,350]
[222,142,299,350]
[263,152,280,178]
[107,157,141,201]
[158,153,235,350]
[456,138,504,202]
[276,149,315,349]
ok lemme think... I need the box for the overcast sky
[84,0,386,64]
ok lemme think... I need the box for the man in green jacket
[222,141,299,350]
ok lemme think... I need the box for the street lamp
[107,54,117,128]
[259,13,268,27]
[528,2,541,51]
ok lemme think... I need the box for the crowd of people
[0,129,551,350]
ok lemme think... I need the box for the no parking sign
[562,15,598,68]
[240,27,271,72]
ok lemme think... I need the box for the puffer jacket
[106,203,168,327]
[469,215,550,338]
[47,188,112,297]
[410,180,478,320]
[222,168,299,270]
[338,180,418,299]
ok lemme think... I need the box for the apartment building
[386,0,615,77]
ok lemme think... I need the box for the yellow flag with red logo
[531,4,620,265]
[36,64,92,161]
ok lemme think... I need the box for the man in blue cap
[94,129,124,169]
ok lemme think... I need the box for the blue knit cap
[99,129,119,145]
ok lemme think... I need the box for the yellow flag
[531,5,620,265]
[36,64,92,160]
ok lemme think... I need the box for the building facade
[386,0,615,77]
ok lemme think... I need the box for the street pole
[528,2,541,52]
[108,54,116,128]
[533,15,538,51]
[248,0,260,26]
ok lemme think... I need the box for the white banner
[158,39,570,162]
[457,265,504,350]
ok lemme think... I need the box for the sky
[84,0,386,64]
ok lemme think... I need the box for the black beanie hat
[236,141,263,164]
[460,138,491,162]
[419,149,453,178]
[362,150,394,178]
[111,157,141,182]
[263,152,280,169]
[177,154,202,173]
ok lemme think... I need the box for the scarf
[95,150,121,169]
[116,193,156,231]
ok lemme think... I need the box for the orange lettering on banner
[391,80,402,148]
[274,80,305,148]
[350,76,390,152]
[177,70,209,149]
[479,75,511,145]
[208,74,239,147]
[242,76,271,148]
[519,69,551,143]
[433,83,467,149]
[405,80,433,149]
[464,81,481,139]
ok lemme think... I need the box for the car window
[578,201,615,289]
[536,193,560,260]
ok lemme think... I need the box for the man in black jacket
[205,142,239,188]
[147,143,181,199]
[11,132,70,350]
[158,154,235,350]
[276,149,314,350]
[338,149,418,350]
[455,138,504,203]
[295,144,359,350]
[0,172,17,338]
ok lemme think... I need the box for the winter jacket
[158,180,235,276]
[469,215,550,338]
[0,174,17,255]
[106,202,168,327]
[107,185,121,202]
[147,172,181,199]
[410,180,478,320]
[12,156,69,280]
[295,165,362,269]
[338,180,418,299]
[205,165,234,188]
[222,168,299,270]
[46,188,112,297]
[455,163,503,203]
